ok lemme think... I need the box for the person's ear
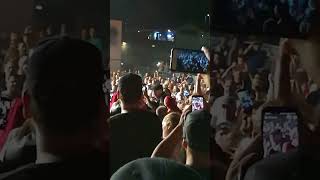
[182,139,188,149]
[165,122,171,130]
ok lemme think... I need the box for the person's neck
[121,103,143,113]
[36,131,97,164]
[185,149,210,169]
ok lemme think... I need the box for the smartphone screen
[262,107,300,158]
[170,48,209,74]
[192,96,204,111]
[237,90,253,111]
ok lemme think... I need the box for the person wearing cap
[109,73,162,175]
[152,109,214,180]
[182,110,212,180]
[0,36,108,179]
[111,157,202,180]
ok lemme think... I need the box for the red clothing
[0,97,25,150]
[164,96,181,114]
[109,91,119,110]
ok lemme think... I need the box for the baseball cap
[183,110,211,152]
[111,158,202,180]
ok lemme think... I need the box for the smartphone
[192,96,204,111]
[170,48,209,74]
[262,107,300,158]
[237,89,253,112]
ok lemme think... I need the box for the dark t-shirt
[192,167,211,180]
[244,149,320,180]
[0,153,108,180]
[109,111,162,175]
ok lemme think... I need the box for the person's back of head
[111,158,202,180]
[26,36,105,139]
[118,73,143,105]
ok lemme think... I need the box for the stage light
[122,42,127,48]
[168,29,171,32]
[35,4,44,10]
[152,45,156,48]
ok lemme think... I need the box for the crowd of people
[0,14,318,180]
[109,30,320,179]
[0,25,108,179]
[216,0,317,35]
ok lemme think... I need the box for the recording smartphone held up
[237,89,253,112]
[170,48,209,74]
[262,107,300,158]
[192,96,204,111]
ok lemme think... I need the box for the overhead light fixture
[35,4,44,10]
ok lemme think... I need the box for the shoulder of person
[244,150,299,180]
[110,111,159,121]
[0,163,35,180]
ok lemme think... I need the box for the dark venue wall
[0,0,33,32]
[32,0,108,70]
[32,0,107,37]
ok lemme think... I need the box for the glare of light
[168,29,171,32]
[138,30,140,33]
[121,63,124,66]
[152,45,156,48]
[201,34,204,38]
[167,34,172,38]
[157,62,161,67]
[154,32,158,39]
[207,14,210,17]
[35,5,43,10]
[122,42,127,48]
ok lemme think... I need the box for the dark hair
[27,36,104,136]
[118,73,142,104]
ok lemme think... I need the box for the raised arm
[151,106,191,159]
